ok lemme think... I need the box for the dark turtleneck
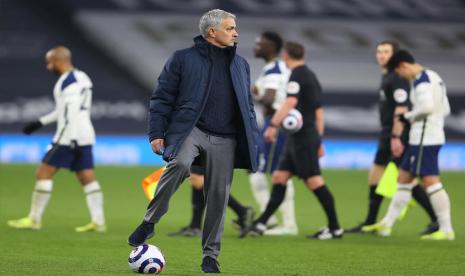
[196,43,239,137]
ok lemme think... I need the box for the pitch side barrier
[1,134,464,170]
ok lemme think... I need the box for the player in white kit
[7,46,106,233]
[363,49,454,240]
[249,31,298,235]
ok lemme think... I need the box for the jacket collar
[193,35,237,59]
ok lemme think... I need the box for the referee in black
[241,41,343,240]
[346,40,438,234]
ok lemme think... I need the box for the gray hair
[199,9,236,38]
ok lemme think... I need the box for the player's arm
[39,110,58,125]
[315,106,325,157]
[264,96,297,143]
[315,107,324,137]
[254,88,276,106]
[254,73,281,106]
[403,83,434,122]
[62,84,82,144]
[391,105,408,157]
[392,106,408,137]
[23,96,58,135]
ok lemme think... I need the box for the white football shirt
[404,69,450,145]
[254,60,290,111]
[39,69,96,146]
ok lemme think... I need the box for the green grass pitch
[1,164,464,275]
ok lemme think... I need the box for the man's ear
[208,27,216,38]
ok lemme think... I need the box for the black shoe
[236,207,255,232]
[239,222,266,238]
[201,256,220,273]
[306,227,344,240]
[167,226,201,237]
[420,221,439,235]
[345,223,366,234]
[128,221,155,247]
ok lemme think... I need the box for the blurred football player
[346,41,438,235]
[363,49,454,240]
[242,42,343,240]
[7,46,106,233]
[248,31,298,236]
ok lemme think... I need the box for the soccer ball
[281,109,303,133]
[128,244,166,274]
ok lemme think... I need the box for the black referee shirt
[378,71,410,137]
[285,65,322,137]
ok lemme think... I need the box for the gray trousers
[144,127,236,259]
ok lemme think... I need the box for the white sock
[84,181,105,225]
[28,180,53,223]
[279,179,297,229]
[427,183,453,233]
[381,183,413,227]
[249,172,270,211]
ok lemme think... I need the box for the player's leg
[228,194,255,235]
[128,128,201,246]
[249,171,270,213]
[75,168,106,233]
[345,163,385,233]
[420,146,454,240]
[369,169,415,236]
[267,130,298,235]
[7,162,58,230]
[363,146,417,236]
[346,142,388,233]
[241,170,292,237]
[421,176,454,240]
[249,172,278,226]
[70,145,106,232]
[409,179,439,233]
[365,164,385,224]
[393,139,439,234]
[305,175,343,240]
[264,178,298,235]
[248,122,278,226]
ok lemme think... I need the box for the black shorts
[373,136,405,167]
[277,135,321,180]
[190,165,205,175]
[190,153,206,175]
[42,144,94,172]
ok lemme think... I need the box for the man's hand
[318,143,325,158]
[391,137,404,157]
[396,113,409,124]
[23,121,43,135]
[264,126,277,143]
[151,139,165,155]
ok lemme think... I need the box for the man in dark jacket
[128,9,259,273]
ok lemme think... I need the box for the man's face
[253,36,272,58]
[210,17,238,47]
[395,63,413,80]
[376,44,394,67]
[45,52,60,75]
